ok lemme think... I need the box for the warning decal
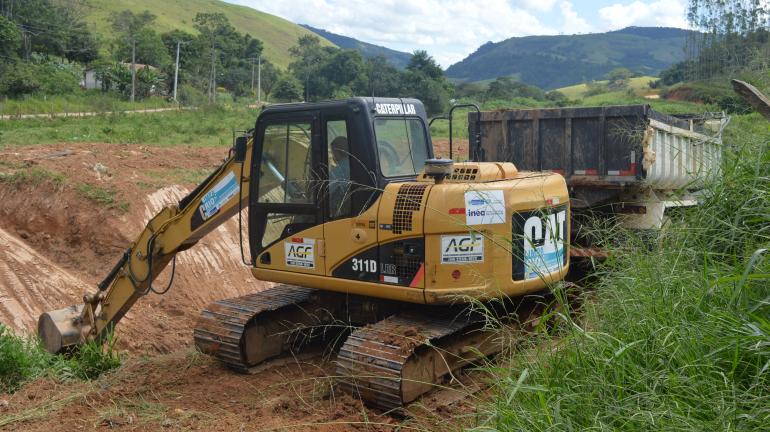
[284,238,315,269]
[441,233,484,264]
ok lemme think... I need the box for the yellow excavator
[38,97,569,410]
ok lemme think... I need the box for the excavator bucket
[37,304,84,354]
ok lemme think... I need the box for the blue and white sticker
[199,171,239,220]
[464,190,506,225]
[523,209,567,279]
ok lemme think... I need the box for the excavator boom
[39,136,253,353]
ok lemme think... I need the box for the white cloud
[560,1,593,34]
[598,0,689,29]
[519,0,558,12]
[227,0,557,67]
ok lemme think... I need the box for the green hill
[446,27,693,90]
[556,75,659,98]
[83,0,334,69]
[301,25,412,69]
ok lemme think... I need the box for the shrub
[272,75,303,102]
[0,324,121,393]
[177,84,206,106]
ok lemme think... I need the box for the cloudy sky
[224,0,690,67]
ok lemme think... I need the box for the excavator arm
[38,135,254,354]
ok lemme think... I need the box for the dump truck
[467,104,727,230]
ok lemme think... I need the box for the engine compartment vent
[392,184,427,234]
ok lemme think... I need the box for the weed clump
[0,324,121,393]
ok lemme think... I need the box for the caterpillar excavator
[38,97,570,411]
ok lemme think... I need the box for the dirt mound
[0,143,267,352]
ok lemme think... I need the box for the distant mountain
[446,27,694,89]
[83,0,335,69]
[302,25,412,69]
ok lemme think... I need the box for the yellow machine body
[253,161,570,305]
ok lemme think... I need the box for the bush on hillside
[177,84,206,106]
[272,75,303,102]
[0,59,82,98]
[0,324,121,393]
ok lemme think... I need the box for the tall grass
[475,113,770,431]
[0,325,121,393]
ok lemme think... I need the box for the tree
[407,50,444,80]
[288,35,326,101]
[0,15,19,59]
[110,10,156,102]
[114,27,171,68]
[360,55,403,97]
[272,74,303,101]
[258,60,279,99]
[681,0,770,80]
[1,0,99,63]
[606,67,633,90]
[193,12,231,103]
[404,50,452,114]
[485,76,545,101]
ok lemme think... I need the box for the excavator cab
[247,97,431,268]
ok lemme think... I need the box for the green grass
[84,0,335,69]
[0,93,173,116]
[474,113,770,431]
[0,167,66,187]
[0,324,121,393]
[0,105,258,148]
[556,76,659,99]
[77,184,130,212]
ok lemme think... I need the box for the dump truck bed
[469,105,726,208]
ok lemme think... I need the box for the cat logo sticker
[440,233,484,264]
[284,237,315,269]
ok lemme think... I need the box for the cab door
[249,112,325,275]
[321,111,381,281]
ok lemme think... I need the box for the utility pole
[130,37,136,103]
[208,44,216,104]
[257,55,261,104]
[250,57,256,93]
[173,40,181,103]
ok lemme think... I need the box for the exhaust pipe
[37,304,85,354]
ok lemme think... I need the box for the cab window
[326,119,352,218]
[373,118,429,177]
[257,122,313,204]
